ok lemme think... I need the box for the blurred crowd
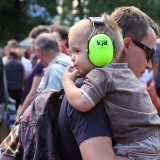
[0,24,71,140]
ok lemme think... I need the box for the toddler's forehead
[69,34,87,45]
[70,30,87,41]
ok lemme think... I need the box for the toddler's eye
[72,49,79,55]
[75,49,80,54]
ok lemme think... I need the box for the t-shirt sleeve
[81,68,111,106]
[35,63,44,76]
[67,97,112,145]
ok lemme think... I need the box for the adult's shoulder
[75,77,84,87]
[56,53,72,65]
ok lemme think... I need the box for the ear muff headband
[88,17,114,67]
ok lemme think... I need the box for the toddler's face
[69,33,95,76]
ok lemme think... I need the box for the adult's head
[51,25,69,55]
[51,25,69,45]
[34,33,61,67]
[15,47,27,58]
[111,6,159,78]
[8,49,21,60]
[7,39,19,53]
[7,39,19,48]
[4,39,19,60]
[29,25,51,39]
[69,13,124,76]
[29,25,51,52]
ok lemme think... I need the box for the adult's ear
[123,37,132,48]
[36,49,43,58]
[122,37,133,55]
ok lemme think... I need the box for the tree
[0,0,160,46]
[0,0,57,45]
[59,0,160,27]
[0,0,30,43]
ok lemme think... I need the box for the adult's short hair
[7,39,19,48]
[111,6,159,41]
[51,25,69,47]
[34,33,61,52]
[29,25,51,39]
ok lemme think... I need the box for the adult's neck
[45,51,60,67]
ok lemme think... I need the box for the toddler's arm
[62,66,93,112]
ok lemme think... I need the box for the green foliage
[0,0,55,44]
[0,0,160,45]
[37,0,58,16]
[58,0,160,28]
[0,0,30,43]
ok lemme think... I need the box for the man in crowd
[34,33,72,94]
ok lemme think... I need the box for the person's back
[5,53,24,90]
[5,51,24,109]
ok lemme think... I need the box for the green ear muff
[88,34,114,67]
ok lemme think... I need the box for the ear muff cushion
[88,34,114,67]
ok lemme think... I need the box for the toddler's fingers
[74,70,79,75]
[66,65,75,72]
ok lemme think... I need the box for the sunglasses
[132,40,155,61]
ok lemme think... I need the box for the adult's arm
[153,62,158,80]
[153,42,160,80]
[147,80,160,113]
[16,75,41,119]
[80,137,127,160]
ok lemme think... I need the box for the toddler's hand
[63,66,79,84]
